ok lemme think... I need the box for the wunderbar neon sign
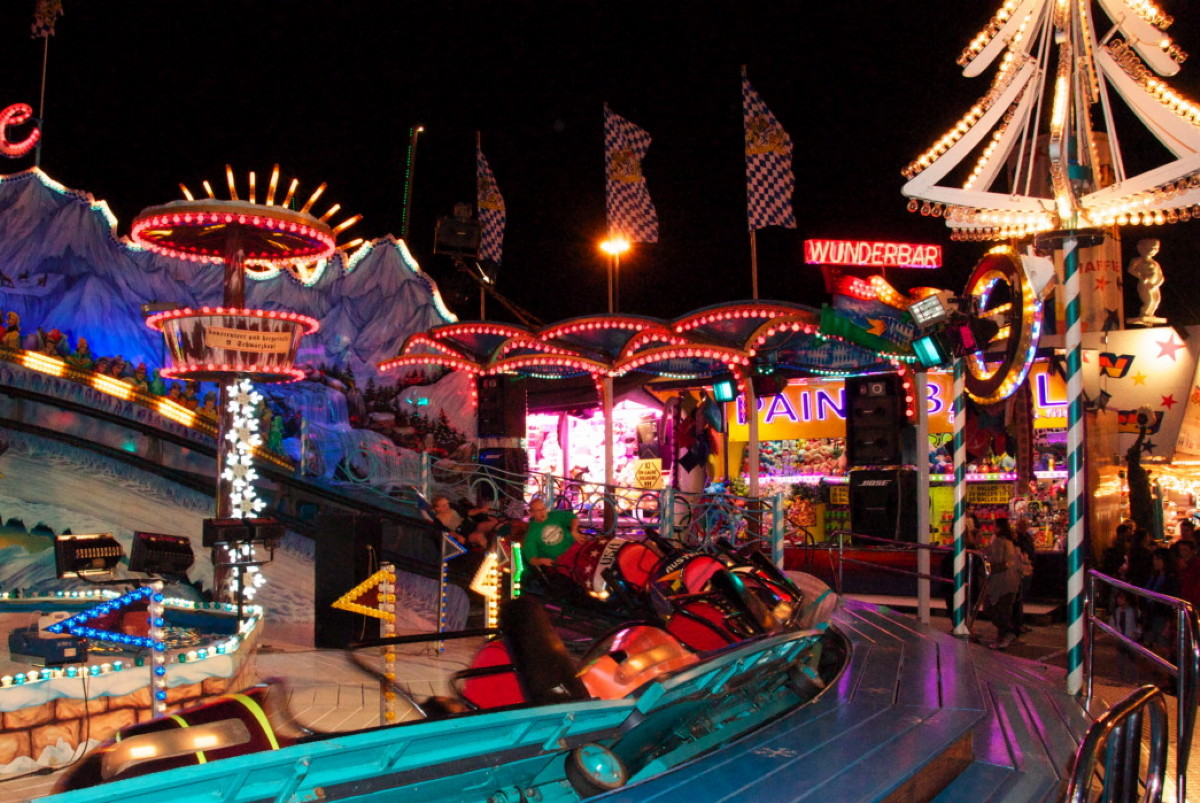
[804,239,942,269]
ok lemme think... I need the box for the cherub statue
[1127,238,1165,323]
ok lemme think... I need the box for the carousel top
[130,165,362,271]
[131,199,335,265]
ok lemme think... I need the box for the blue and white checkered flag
[31,0,63,38]
[605,105,659,243]
[476,142,505,263]
[743,70,796,231]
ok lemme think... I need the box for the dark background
[2,1,1199,325]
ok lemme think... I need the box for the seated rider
[431,494,498,549]
[523,498,584,570]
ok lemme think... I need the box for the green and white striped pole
[1062,234,1085,696]
[951,357,969,636]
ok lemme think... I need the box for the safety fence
[1086,569,1199,802]
[1066,684,1169,803]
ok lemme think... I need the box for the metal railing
[385,455,795,553]
[1066,684,1169,803]
[1086,569,1200,803]
[816,533,992,628]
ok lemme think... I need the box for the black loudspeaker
[751,373,785,397]
[849,469,918,543]
[845,373,904,466]
[433,214,482,258]
[477,376,526,438]
[479,447,528,479]
[314,513,383,649]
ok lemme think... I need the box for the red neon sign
[0,104,40,159]
[804,239,942,269]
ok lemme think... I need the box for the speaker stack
[478,376,527,478]
[844,373,905,467]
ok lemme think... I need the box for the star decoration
[1162,395,1178,410]
[1156,336,1185,361]
[1095,276,1109,291]
[1131,372,1148,386]
[1142,439,1158,454]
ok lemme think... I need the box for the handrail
[1087,569,1200,803]
[828,533,991,625]
[775,535,994,626]
[1066,684,1169,803]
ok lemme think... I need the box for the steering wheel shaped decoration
[961,246,1043,405]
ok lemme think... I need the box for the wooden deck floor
[597,600,1093,802]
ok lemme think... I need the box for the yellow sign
[633,458,663,489]
[205,326,293,354]
[829,484,849,506]
[1027,361,1067,430]
[966,483,1012,505]
[726,375,954,442]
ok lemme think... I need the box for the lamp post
[600,237,630,314]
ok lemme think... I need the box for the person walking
[1013,518,1037,636]
[986,519,1021,650]
[1141,547,1179,666]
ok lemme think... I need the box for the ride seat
[456,597,590,710]
[613,541,662,594]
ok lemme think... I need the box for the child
[1110,590,1142,684]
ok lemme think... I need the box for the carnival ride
[44,521,843,803]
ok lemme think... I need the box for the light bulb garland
[903,0,1200,239]
[223,378,266,518]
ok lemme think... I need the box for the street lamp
[599,237,630,313]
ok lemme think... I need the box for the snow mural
[0,169,474,629]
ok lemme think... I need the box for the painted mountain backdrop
[0,169,456,381]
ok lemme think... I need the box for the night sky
[3,1,1200,326]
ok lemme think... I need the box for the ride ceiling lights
[379,302,906,388]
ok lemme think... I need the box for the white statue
[1127,238,1165,324]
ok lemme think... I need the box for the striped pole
[1063,235,1086,696]
[951,358,969,636]
[771,491,784,568]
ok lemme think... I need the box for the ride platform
[593,600,1093,802]
[15,599,1097,802]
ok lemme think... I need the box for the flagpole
[750,229,759,300]
[477,131,486,320]
[34,36,48,167]
[400,125,424,241]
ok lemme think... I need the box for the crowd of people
[1098,519,1200,684]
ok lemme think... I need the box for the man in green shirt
[524,499,583,568]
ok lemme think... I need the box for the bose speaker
[849,469,918,543]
